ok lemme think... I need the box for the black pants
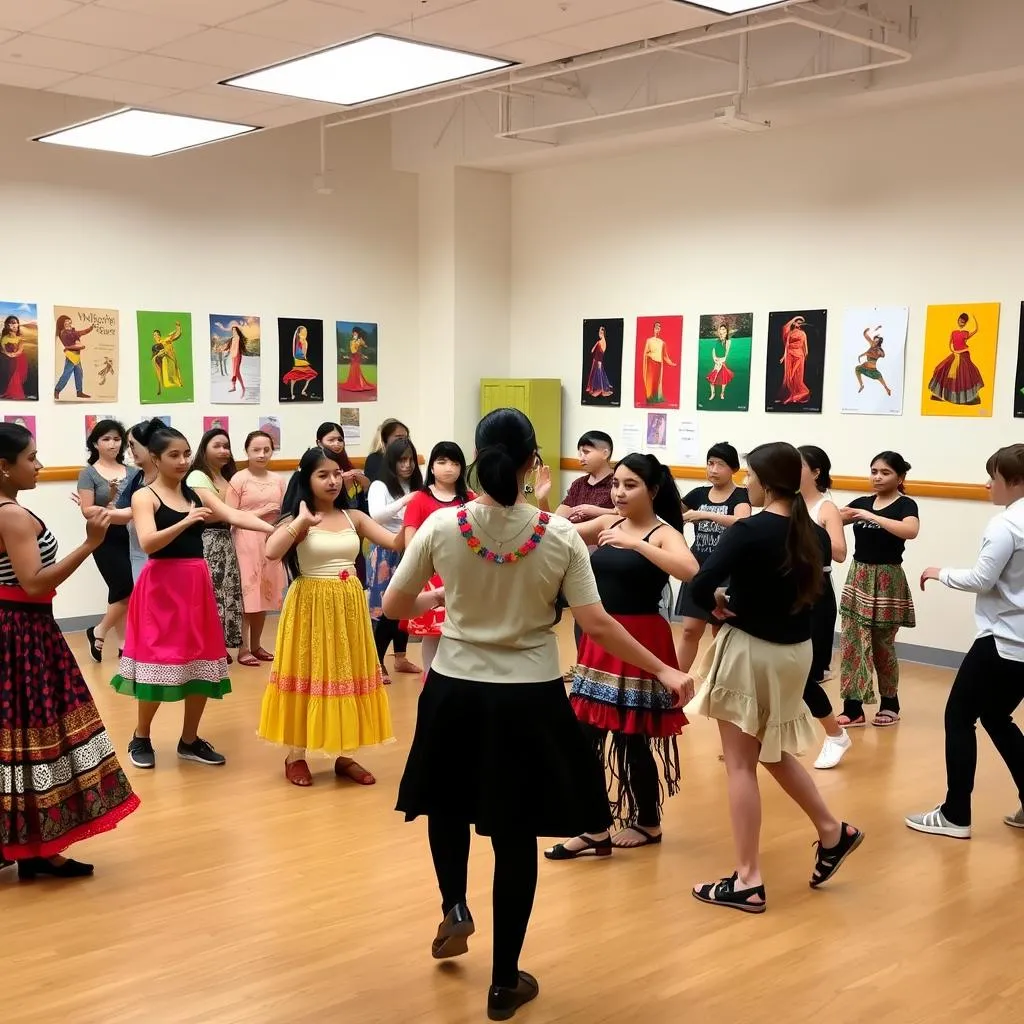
[802,575,837,720]
[427,816,537,989]
[941,635,1024,827]
[581,722,660,828]
[373,614,408,661]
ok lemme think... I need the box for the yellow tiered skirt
[258,575,394,755]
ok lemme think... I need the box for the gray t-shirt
[77,463,128,507]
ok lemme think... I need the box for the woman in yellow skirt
[259,447,402,786]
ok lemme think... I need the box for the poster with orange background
[633,315,682,409]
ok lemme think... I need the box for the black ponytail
[472,408,538,508]
[872,450,911,495]
[617,453,685,533]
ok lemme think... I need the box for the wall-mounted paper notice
[620,421,643,454]
[676,419,701,464]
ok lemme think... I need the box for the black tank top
[149,488,205,560]
[589,520,668,615]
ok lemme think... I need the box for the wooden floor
[6,621,1024,1024]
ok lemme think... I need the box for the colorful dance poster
[203,415,229,434]
[53,306,119,403]
[278,317,323,402]
[920,303,1001,417]
[581,318,623,407]
[4,414,35,435]
[633,315,681,409]
[697,312,753,412]
[258,414,281,450]
[1013,304,1024,419]
[839,306,909,416]
[210,315,260,405]
[645,411,668,450]
[0,301,39,402]
[338,407,361,445]
[764,309,827,414]
[137,311,193,405]
[337,320,378,402]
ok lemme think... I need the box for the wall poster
[54,306,119,403]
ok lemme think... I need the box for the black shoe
[17,857,94,881]
[85,626,103,663]
[431,902,475,960]
[177,737,226,766]
[487,972,539,1021]
[128,734,155,770]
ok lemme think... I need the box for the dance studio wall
[0,89,418,623]
[508,87,1024,658]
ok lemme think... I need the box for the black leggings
[941,635,1024,827]
[802,575,837,720]
[373,614,408,661]
[581,722,661,828]
[427,816,537,989]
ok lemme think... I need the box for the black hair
[316,421,344,443]
[746,442,823,611]
[86,418,127,465]
[473,408,538,507]
[0,422,32,465]
[191,428,237,483]
[129,417,166,448]
[798,445,832,492]
[872,450,911,494]
[279,447,350,580]
[147,426,200,503]
[616,453,685,533]
[577,430,613,456]
[373,418,410,453]
[707,441,740,473]
[315,422,351,470]
[380,437,423,499]
[426,440,470,502]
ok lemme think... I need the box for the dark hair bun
[473,409,538,508]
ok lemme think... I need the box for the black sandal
[85,626,104,663]
[810,823,864,889]
[544,834,612,860]
[692,872,766,914]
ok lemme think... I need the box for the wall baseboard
[59,615,966,671]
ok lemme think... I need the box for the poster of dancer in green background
[138,310,193,404]
[696,312,753,412]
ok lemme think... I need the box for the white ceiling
[0,0,722,131]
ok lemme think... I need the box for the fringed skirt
[570,613,685,825]
[1,592,139,859]
[397,670,611,838]
[686,624,817,763]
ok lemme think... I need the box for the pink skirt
[110,558,231,703]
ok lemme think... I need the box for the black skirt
[92,527,134,604]
[808,574,837,684]
[397,670,612,838]
[674,580,711,621]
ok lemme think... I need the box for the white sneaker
[905,806,971,840]
[813,729,852,770]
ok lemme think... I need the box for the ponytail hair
[746,442,823,611]
[872,450,911,494]
[617,453,684,533]
[472,408,538,508]
[798,444,832,492]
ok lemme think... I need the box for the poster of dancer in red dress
[765,309,827,414]
[337,320,378,403]
[633,315,681,409]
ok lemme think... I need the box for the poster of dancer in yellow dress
[137,311,193,404]
[920,302,1000,417]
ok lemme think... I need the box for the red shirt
[563,472,614,510]
[404,488,478,532]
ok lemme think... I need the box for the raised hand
[85,508,112,548]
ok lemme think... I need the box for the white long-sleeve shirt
[940,498,1024,662]
[368,479,410,534]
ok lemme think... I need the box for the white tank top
[807,491,833,573]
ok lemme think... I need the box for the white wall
[509,88,1024,656]
[0,89,419,622]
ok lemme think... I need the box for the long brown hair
[747,442,823,611]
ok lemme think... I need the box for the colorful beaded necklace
[457,505,550,564]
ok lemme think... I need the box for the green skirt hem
[110,677,232,702]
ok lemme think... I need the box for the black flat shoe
[488,971,539,1021]
[17,857,94,881]
[431,902,475,959]
[85,626,103,663]
[544,834,611,860]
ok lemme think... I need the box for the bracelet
[286,524,299,539]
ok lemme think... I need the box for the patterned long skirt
[1,592,140,859]
[203,525,243,649]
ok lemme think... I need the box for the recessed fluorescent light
[676,1,790,13]
[34,109,259,157]
[223,33,514,106]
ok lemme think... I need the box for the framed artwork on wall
[278,318,323,402]
[920,302,1000,417]
[764,309,827,414]
[839,306,909,416]
[210,315,260,404]
[54,306,119,403]
[697,312,753,412]
[337,320,378,402]
[137,311,193,405]
[634,315,681,409]
[581,318,623,407]
[0,301,39,402]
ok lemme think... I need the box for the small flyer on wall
[620,420,643,454]
[645,411,668,450]
[338,407,361,445]
[676,419,701,464]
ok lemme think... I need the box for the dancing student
[837,451,919,728]
[317,421,370,584]
[674,442,751,671]
[385,408,689,1021]
[258,448,399,787]
[0,423,139,879]
[686,442,863,913]
[363,418,410,482]
[111,426,273,771]
[547,454,697,858]
[368,437,422,683]
[115,419,162,582]
[798,446,852,770]
[907,445,1024,840]
[187,428,244,665]
[77,419,133,663]
[226,431,286,665]
[402,441,475,680]
[855,327,892,396]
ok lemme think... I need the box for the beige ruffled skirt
[684,624,817,763]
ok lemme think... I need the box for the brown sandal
[254,648,275,662]
[335,758,375,785]
[285,759,313,787]
[237,652,260,667]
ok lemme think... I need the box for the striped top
[0,504,58,587]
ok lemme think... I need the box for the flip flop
[836,714,867,728]
[612,826,663,848]
[872,710,900,727]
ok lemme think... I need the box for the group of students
[2,409,1024,1022]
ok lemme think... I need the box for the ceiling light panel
[34,108,258,156]
[676,1,790,13]
[224,33,513,106]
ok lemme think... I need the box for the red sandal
[335,759,375,785]
[285,759,313,787]
[254,648,275,662]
